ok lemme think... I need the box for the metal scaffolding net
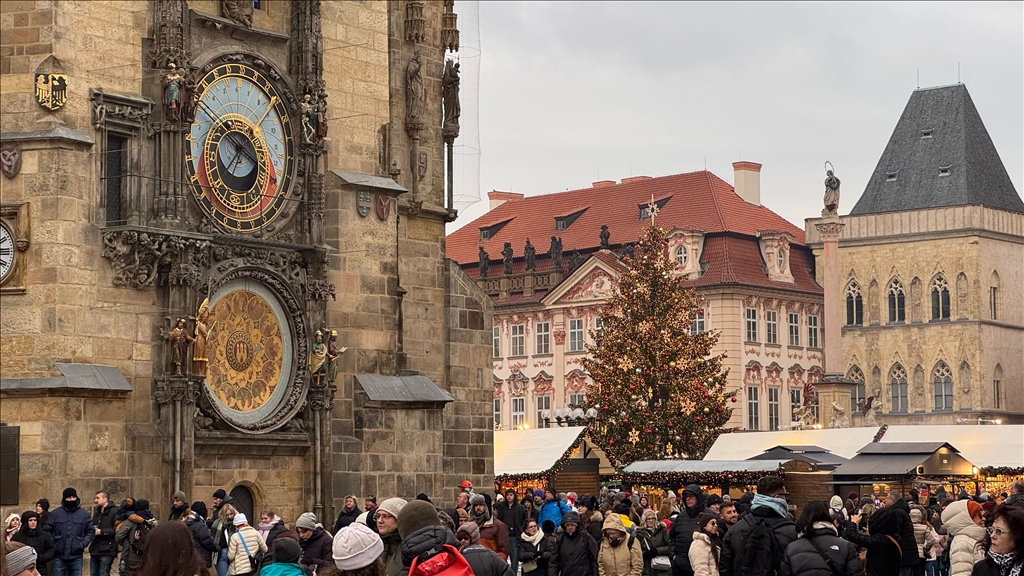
[450,0,481,212]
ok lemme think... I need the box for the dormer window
[921,129,933,138]
[886,171,898,182]
[479,219,512,241]
[939,166,951,177]
[776,249,785,272]
[639,196,671,220]
[675,246,688,265]
[554,208,587,231]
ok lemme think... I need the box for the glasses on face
[987,527,1008,537]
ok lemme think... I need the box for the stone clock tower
[0,0,493,523]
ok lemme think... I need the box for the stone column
[814,216,853,427]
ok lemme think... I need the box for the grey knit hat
[296,512,319,531]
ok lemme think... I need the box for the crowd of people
[2,479,1022,576]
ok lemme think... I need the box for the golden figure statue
[309,330,327,375]
[192,298,212,377]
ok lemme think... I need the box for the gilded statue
[162,63,183,121]
[192,298,212,378]
[169,317,194,376]
[309,330,327,375]
[326,330,347,384]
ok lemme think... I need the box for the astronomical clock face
[188,62,294,232]
[0,222,14,284]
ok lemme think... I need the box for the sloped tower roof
[850,84,1024,215]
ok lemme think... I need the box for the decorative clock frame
[0,202,31,294]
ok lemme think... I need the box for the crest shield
[34,73,68,111]
[356,191,372,217]
[376,195,393,221]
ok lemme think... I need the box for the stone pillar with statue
[814,162,856,428]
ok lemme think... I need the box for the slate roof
[0,363,132,392]
[447,170,806,264]
[850,84,1024,216]
[354,373,453,404]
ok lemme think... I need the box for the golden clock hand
[252,96,278,138]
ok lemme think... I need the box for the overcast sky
[449,1,1023,234]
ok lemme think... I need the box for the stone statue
[192,298,211,378]
[478,246,489,278]
[181,67,198,123]
[442,59,461,139]
[567,250,583,273]
[792,405,817,429]
[548,236,563,270]
[309,330,327,375]
[502,242,514,275]
[858,395,882,427]
[600,224,610,249]
[168,317,193,376]
[316,87,329,140]
[301,94,317,145]
[829,401,850,429]
[524,238,536,271]
[221,0,253,27]
[823,166,841,216]
[405,51,425,128]
[162,63,183,121]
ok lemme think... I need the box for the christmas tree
[583,224,734,464]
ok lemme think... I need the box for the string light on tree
[584,224,734,465]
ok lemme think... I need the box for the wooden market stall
[493,426,611,497]
[619,459,790,503]
[829,442,976,501]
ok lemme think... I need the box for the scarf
[521,528,545,547]
[987,550,1021,576]
[811,521,838,536]
[751,494,789,518]
[258,516,281,540]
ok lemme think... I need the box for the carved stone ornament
[221,0,253,27]
[815,220,845,239]
[90,90,153,131]
[34,73,68,111]
[357,191,372,217]
[405,0,426,43]
[0,146,21,179]
[101,230,210,289]
[148,0,188,69]
[441,0,459,52]
[417,151,428,181]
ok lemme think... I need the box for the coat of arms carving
[357,191,372,217]
[34,73,68,111]
[0,146,21,179]
[376,195,393,221]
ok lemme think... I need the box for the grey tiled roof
[850,84,1024,216]
[0,363,132,391]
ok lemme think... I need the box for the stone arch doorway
[230,485,254,523]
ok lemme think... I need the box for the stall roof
[749,445,848,469]
[705,426,1023,467]
[623,460,790,473]
[494,426,587,477]
[832,442,968,478]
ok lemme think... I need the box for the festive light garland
[872,424,889,442]
[494,430,589,482]
[980,466,1024,477]
[616,467,786,487]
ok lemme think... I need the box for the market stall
[493,426,611,496]
[620,459,789,500]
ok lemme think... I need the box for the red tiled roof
[689,235,821,294]
[447,170,806,264]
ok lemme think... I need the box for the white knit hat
[232,513,248,527]
[375,497,407,520]
[333,522,384,570]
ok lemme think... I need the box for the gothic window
[848,366,866,413]
[747,386,760,430]
[846,281,863,326]
[766,310,778,344]
[675,246,688,266]
[990,271,1000,320]
[993,364,1003,409]
[931,275,951,320]
[535,322,550,355]
[104,134,128,226]
[933,362,954,411]
[807,315,819,348]
[887,278,906,323]
[889,364,908,413]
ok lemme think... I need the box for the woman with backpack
[226,514,267,576]
[845,507,903,576]
[115,499,158,576]
[780,500,862,576]
[136,522,207,576]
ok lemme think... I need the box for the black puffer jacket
[44,500,95,560]
[90,503,118,557]
[720,505,798,576]
[548,525,599,576]
[298,527,333,570]
[263,521,288,564]
[395,525,460,576]
[779,527,863,576]
[635,522,672,576]
[670,484,716,574]
[843,508,902,576]
[333,506,361,533]
[463,544,516,576]
[888,499,919,567]
[11,513,56,574]
[186,512,218,567]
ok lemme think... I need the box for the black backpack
[738,517,780,576]
[130,522,152,555]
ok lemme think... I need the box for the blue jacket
[44,502,94,560]
[259,562,309,576]
[537,500,570,528]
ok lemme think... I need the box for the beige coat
[687,532,719,576]
[940,501,986,576]
[598,514,643,576]
[226,525,268,575]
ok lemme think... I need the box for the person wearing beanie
[184,503,217,568]
[168,491,189,522]
[686,514,719,576]
[334,496,363,534]
[456,522,481,548]
[576,500,603,548]
[454,508,470,526]
[598,512,643,576]
[549,511,598,576]
[523,497,539,524]
[469,493,510,561]
[89,491,118,576]
[114,499,157,576]
[539,489,572,531]
[41,487,93,576]
[293,513,331,572]
[35,501,51,535]
[719,477,797,576]
[226,513,267,576]
[534,489,545,508]
[495,488,527,574]
[669,485,715,576]
[331,523,384,576]
[192,501,210,522]
[705,496,723,514]
[939,500,986,576]
[881,491,919,574]
[260,538,304,576]
[11,512,55,576]
[395,500,511,576]
[210,489,236,530]
[374,499,407,576]
[4,541,41,576]
[635,509,671,576]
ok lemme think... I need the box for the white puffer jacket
[940,501,985,576]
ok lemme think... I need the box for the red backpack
[408,545,474,576]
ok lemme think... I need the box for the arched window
[675,245,688,266]
[933,362,954,411]
[847,366,866,413]
[887,278,906,323]
[889,363,908,413]
[993,364,1003,409]
[846,281,863,326]
[931,275,950,320]
[990,271,1000,320]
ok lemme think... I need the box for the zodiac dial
[187,62,294,232]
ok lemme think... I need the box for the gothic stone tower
[0,0,492,522]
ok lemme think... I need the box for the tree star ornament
[629,428,640,445]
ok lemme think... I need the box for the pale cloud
[450,1,1023,234]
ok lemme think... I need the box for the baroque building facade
[805,84,1024,425]
[447,165,825,432]
[0,0,494,521]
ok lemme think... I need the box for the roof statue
[829,401,849,429]
[823,162,840,217]
[599,224,610,248]
[548,236,563,270]
[502,242,513,275]
[524,238,536,271]
[858,396,882,427]
[478,246,489,279]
